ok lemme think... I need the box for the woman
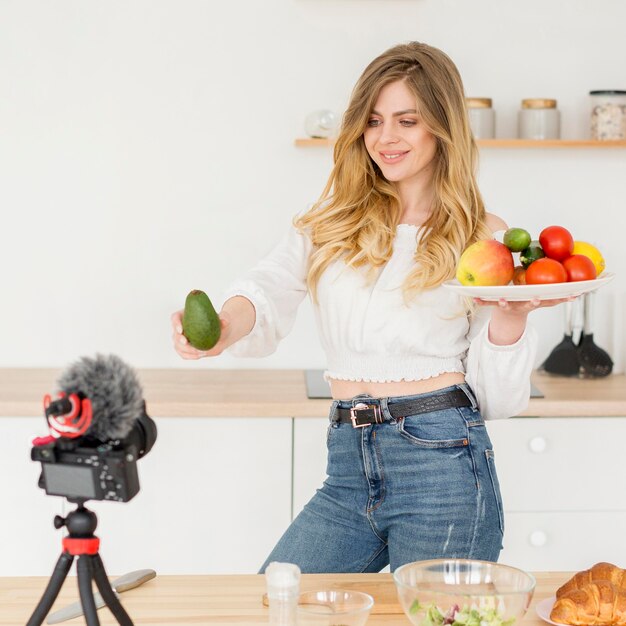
[171,42,563,573]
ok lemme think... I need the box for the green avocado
[182,290,221,350]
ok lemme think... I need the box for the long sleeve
[464,306,538,420]
[222,225,312,357]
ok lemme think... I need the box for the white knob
[528,436,547,453]
[529,530,548,547]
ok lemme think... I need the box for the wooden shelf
[478,139,626,148]
[295,137,626,148]
[295,138,336,147]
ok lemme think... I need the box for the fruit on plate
[562,254,597,282]
[539,225,574,261]
[456,240,514,286]
[525,257,568,284]
[572,241,605,276]
[520,241,545,269]
[512,265,527,285]
[503,227,532,252]
[182,289,221,350]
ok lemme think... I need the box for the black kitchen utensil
[577,291,613,377]
[541,300,580,376]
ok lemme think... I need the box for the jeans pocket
[397,409,469,448]
[485,449,505,535]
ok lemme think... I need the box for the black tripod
[27,503,134,626]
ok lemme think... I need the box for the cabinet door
[293,418,328,518]
[87,417,292,575]
[486,418,626,512]
[0,417,66,576]
[7,417,292,575]
[500,511,626,571]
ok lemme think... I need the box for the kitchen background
[1,0,625,373]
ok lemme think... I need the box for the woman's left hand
[473,295,578,346]
[473,295,576,314]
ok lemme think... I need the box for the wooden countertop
[0,571,569,625]
[1,368,625,418]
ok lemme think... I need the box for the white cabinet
[6,412,625,575]
[502,512,626,571]
[0,417,65,576]
[293,418,329,518]
[3,417,292,576]
[293,416,626,571]
[486,417,626,571]
[485,418,626,512]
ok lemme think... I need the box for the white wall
[1,0,625,373]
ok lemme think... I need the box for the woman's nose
[379,124,399,143]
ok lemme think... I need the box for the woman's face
[363,79,438,186]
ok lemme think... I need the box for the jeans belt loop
[458,384,478,410]
[349,402,383,428]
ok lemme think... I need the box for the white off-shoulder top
[223,223,537,420]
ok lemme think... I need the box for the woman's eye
[400,119,417,127]
[367,118,381,127]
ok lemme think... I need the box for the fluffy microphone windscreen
[57,354,144,441]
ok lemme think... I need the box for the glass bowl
[296,589,374,626]
[393,559,535,626]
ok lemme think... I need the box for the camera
[27,354,158,626]
[31,409,157,503]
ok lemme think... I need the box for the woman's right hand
[170,309,232,360]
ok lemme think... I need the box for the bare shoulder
[485,212,508,234]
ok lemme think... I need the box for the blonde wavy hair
[295,41,491,301]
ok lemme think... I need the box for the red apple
[456,240,515,286]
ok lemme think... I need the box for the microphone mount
[43,392,93,438]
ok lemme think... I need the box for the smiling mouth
[380,151,409,162]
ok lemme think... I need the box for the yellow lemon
[572,241,605,276]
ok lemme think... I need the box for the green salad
[409,600,516,626]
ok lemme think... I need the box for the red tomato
[562,254,597,282]
[525,258,568,284]
[539,225,574,261]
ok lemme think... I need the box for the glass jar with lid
[466,97,495,139]
[518,99,560,140]
[590,91,626,140]
[304,110,339,139]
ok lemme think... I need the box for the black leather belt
[333,388,473,428]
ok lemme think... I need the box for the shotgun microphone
[32,353,157,502]
[55,353,145,441]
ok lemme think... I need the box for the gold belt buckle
[350,402,382,428]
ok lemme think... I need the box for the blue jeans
[259,384,504,573]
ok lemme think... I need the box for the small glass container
[304,110,339,139]
[466,97,495,139]
[296,590,374,626]
[265,561,300,626]
[590,90,626,140]
[518,99,560,139]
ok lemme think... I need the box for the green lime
[520,240,545,268]
[503,227,532,252]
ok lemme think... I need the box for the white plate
[442,272,615,301]
[536,596,561,626]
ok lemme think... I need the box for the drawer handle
[529,530,548,547]
[528,436,547,453]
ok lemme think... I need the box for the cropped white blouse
[224,223,537,420]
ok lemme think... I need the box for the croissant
[557,563,626,598]
[550,581,626,626]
